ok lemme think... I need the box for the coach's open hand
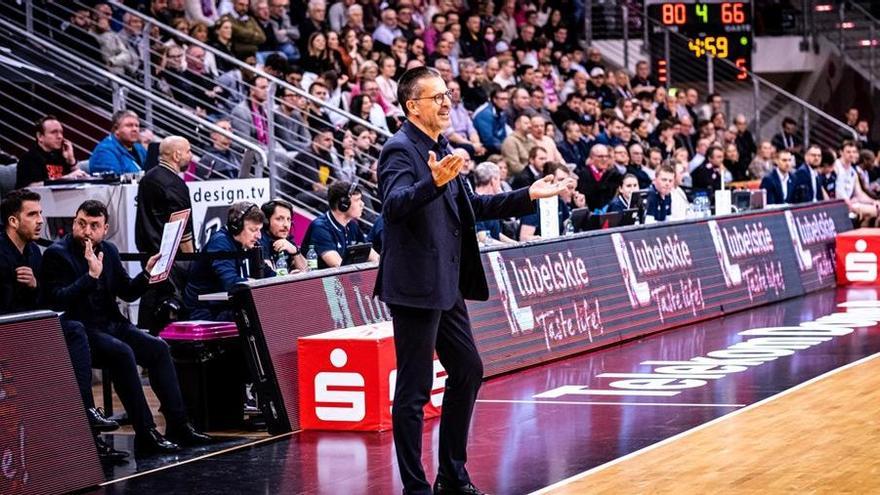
[528,175,576,200]
[429,151,464,187]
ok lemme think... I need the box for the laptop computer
[343,242,373,265]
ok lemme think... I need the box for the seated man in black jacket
[0,190,124,459]
[41,200,211,456]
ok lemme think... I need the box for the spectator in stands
[530,115,563,164]
[42,199,211,455]
[501,114,533,174]
[611,144,629,176]
[185,0,220,26]
[253,0,283,63]
[184,201,265,320]
[301,180,378,268]
[558,120,590,169]
[90,110,146,175]
[135,136,195,334]
[260,199,308,275]
[596,116,625,147]
[119,13,144,58]
[492,57,517,89]
[749,140,775,179]
[552,93,584,130]
[724,143,746,181]
[835,140,880,226]
[472,162,516,244]
[669,161,691,220]
[683,87,700,123]
[287,124,336,208]
[0,190,124,458]
[761,150,796,205]
[224,0,266,59]
[196,119,241,180]
[606,173,639,213]
[855,119,878,152]
[456,60,487,112]
[687,138,711,172]
[444,80,485,158]
[841,107,860,142]
[519,163,580,240]
[459,14,486,61]
[15,116,87,188]
[92,3,139,76]
[692,145,725,191]
[473,86,510,155]
[587,67,616,109]
[645,164,674,223]
[511,146,548,190]
[577,144,621,211]
[160,44,204,112]
[372,7,402,48]
[57,3,103,65]
[627,143,652,189]
[794,144,825,203]
[771,116,802,156]
[300,32,335,75]
[630,60,657,94]
[211,17,237,72]
[274,87,311,153]
[734,114,757,167]
[231,75,270,145]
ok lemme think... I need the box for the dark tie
[814,175,821,201]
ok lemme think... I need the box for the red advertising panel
[0,311,104,495]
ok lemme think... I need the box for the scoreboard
[646,1,753,84]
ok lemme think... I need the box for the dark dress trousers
[375,121,533,494]
[41,235,188,435]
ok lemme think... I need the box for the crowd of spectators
[5,0,880,232]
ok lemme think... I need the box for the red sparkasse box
[836,228,880,285]
[298,321,446,431]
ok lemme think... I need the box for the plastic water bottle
[274,251,289,276]
[694,192,710,218]
[306,245,318,270]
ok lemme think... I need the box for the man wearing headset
[301,180,380,269]
[259,198,309,275]
[183,201,266,321]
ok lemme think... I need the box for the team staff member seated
[0,190,124,459]
[41,199,211,456]
[301,180,380,269]
[183,202,265,321]
[260,199,308,275]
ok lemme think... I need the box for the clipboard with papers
[149,209,190,284]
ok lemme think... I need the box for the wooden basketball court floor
[94,286,880,494]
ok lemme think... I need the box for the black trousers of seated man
[389,294,484,495]
[61,319,97,411]
[84,320,187,435]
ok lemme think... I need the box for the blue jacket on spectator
[473,105,507,154]
[183,227,250,320]
[89,134,146,175]
[558,138,590,168]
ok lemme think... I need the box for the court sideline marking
[476,399,745,408]
[529,351,880,495]
[99,432,294,486]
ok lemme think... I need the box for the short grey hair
[474,162,500,187]
[110,110,139,132]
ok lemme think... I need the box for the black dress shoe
[95,435,129,463]
[433,477,486,495]
[87,407,120,432]
[165,422,213,447]
[134,428,181,456]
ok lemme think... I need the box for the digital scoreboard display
[646,1,753,84]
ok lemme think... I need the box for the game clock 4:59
[646,1,753,84]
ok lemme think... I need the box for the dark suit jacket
[374,121,533,310]
[691,161,723,191]
[41,235,148,325]
[577,165,622,211]
[793,163,821,203]
[511,166,540,190]
[760,168,796,205]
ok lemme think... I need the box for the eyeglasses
[410,90,452,105]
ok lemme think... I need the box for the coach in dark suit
[760,150,796,205]
[793,144,825,203]
[375,67,572,495]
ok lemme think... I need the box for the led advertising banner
[0,311,104,494]
[233,201,850,432]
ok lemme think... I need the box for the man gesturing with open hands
[374,67,572,495]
